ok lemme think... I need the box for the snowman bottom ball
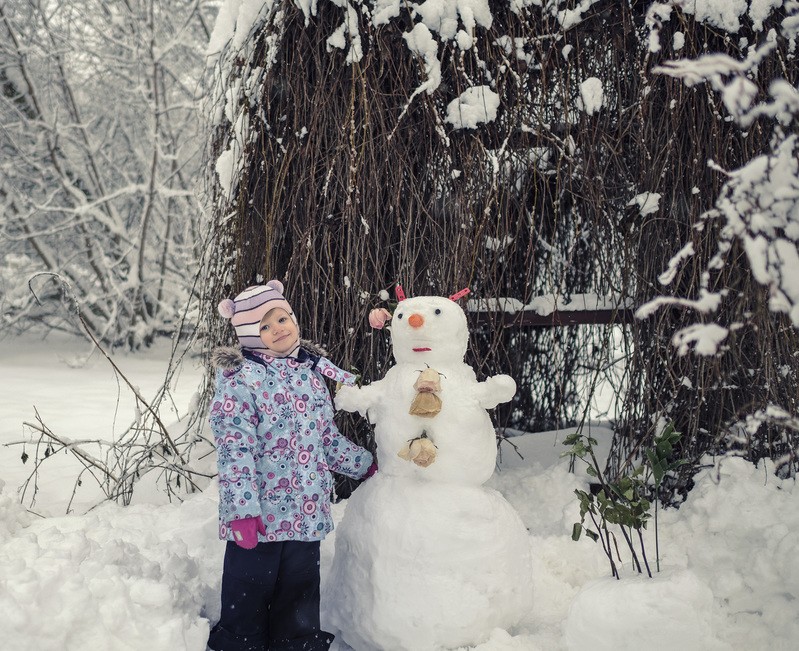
[323,475,533,650]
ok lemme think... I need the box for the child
[208,281,376,651]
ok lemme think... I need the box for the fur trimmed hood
[210,346,245,370]
[211,340,330,370]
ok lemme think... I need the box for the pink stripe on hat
[218,280,299,355]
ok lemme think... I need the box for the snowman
[324,287,533,650]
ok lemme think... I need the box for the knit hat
[218,280,300,356]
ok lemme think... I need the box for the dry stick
[75,312,186,465]
[27,274,211,502]
[23,409,120,484]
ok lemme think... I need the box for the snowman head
[390,295,469,366]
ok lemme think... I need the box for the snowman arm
[475,374,517,410]
[334,381,382,417]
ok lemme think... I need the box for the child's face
[259,308,299,354]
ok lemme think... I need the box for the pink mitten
[229,515,266,549]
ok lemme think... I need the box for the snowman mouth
[412,347,432,352]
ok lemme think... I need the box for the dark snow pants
[208,540,334,651]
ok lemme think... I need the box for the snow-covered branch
[0,0,214,348]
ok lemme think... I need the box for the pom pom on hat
[266,279,284,293]
[218,298,236,319]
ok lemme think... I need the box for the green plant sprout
[562,423,686,579]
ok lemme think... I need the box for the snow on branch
[641,0,799,348]
[470,293,632,315]
[206,0,626,192]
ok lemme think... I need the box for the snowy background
[1,335,797,650]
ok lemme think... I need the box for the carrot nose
[408,313,424,328]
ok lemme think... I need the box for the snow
[636,288,723,320]
[371,0,401,26]
[415,0,493,41]
[469,293,631,316]
[564,569,724,651]
[671,322,730,356]
[749,0,785,32]
[556,0,602,30]
[627,191,661,217]
[658,241,695,286]
[578,77,604,115]
[402,23,442,96]
[214,147,237,199]
[680,0,749,33]
[666,0,785,35]
[206,0,274,55]
[1,335,798,650]
[445,86,500,130]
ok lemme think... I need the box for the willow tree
[202,0,799,498]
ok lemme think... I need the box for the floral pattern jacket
[209,345,373,543]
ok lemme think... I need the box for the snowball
[445,86,500,129]
[325,476,532,650]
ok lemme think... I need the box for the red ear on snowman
[449,288,470,302]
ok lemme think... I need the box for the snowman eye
[434,309,441,315]
[397,313,403,319]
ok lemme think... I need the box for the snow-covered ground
[0,335,796,650]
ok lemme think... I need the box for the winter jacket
[209,345,373,543]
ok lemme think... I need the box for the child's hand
[229,515,266,549]
[364,461,378,479]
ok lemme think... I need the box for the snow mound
[564,569,728,651]
[0,480,31,543]
[0,492,222,650]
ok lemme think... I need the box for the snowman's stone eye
[397,313,403,319]
[435,309,441,315]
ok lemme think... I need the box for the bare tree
[0,0,215,348]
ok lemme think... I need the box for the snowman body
[358,360,498,484]
[325,296,533,650]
